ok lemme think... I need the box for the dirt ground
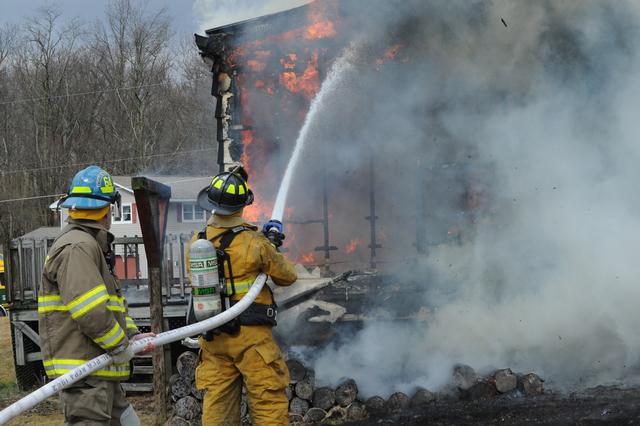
[0,317,156,425]
[4,317,640,425]
[346,387,640,425]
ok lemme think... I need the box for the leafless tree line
[0,0,216,242]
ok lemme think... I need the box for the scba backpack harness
[191,225,278,341]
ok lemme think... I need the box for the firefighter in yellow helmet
[39,166,155,425]
[189,166,297,425]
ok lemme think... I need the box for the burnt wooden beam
[131,176,171,425]
[315,159,336,276]
[366,149,381,268]
[416,158,428,254]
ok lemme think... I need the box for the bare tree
[94,0,174,172]
[0,0,216,243]
[0,24,17,169]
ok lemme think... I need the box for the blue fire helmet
[59,166,121,210]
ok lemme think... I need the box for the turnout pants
[60,378,140,426]
[196,325,290,426]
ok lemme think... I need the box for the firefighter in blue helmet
[39,166,154,425]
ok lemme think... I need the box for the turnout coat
[39,219,140,380]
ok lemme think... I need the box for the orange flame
[300,252,316,263]
[305,21,336,40]
[255,50,272,59]
[247,59,267,72]
[281,53,298,70]
[375,44,404,70]
[305,1,337,40]
[345,238,363,254]
[385,44,402,60]
[280,50,320,100]
[240,130,274,223]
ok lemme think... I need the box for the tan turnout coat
[39,219,139,380]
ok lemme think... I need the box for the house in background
[56,176,213,280]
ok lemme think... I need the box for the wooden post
[132,177,171,426]
[314,157,337,276]
[365,149,381,269]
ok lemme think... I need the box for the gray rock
[335,379,358,407]
[453,364,477,390]
[286,359,307,384]
[174,396,201,421]
[385,392,410,413]
[171,376,192,400]
[365,396,386,415]
[410,388,435,407]
[241,393,248,418]
[169,373,181,387]
[289,414,304,425]
[347,401,366,420]
[312,387,335,410]
[167,416,189,426]
[176,351,198,381]
[191,381,205,400]
[326,405,347,421]
[493,368,517,393]
[289,397,310,416]
[295,380,314,401]
[466,381,497,400]
[519,373,544,395]
[304,368,316,388]
[285,384,294,401]
[303,407,327,423]
[435,384,460,402]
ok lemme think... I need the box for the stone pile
[166,352,545,425]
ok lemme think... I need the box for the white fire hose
[0,273,267,425]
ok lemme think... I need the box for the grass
[0,317,16,384]
[0,317,19,405]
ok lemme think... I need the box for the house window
[182,203,206,222]
[113,203,132,224]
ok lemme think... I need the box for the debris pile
[166,353,545,425]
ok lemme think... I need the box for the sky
[0,0,196,35]
[0,0,311,35]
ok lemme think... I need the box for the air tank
[189,238,222,321]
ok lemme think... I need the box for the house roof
[19,227,60,240]
[112,176,212,202]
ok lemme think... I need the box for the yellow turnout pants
[196,325,290,426]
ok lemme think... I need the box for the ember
[299,252,316,264]
[344,238,362,254]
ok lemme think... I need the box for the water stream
[271,44,358,220]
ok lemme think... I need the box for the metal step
[122,382,153,392]
[133,353,152,359]
[133,365,154,375]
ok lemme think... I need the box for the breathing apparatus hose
[0,273,268,425]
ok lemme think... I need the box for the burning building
[194,0,640,399]
[194,0,483,274]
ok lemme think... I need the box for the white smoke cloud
[296,0,640,397]
[193,0,311,32]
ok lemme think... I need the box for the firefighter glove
[262,219,283,234]
[110,343,136,364]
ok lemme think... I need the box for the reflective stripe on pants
[196,325,289,426]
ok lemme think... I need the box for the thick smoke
[276,0,640,396]
[193,0,310,32]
